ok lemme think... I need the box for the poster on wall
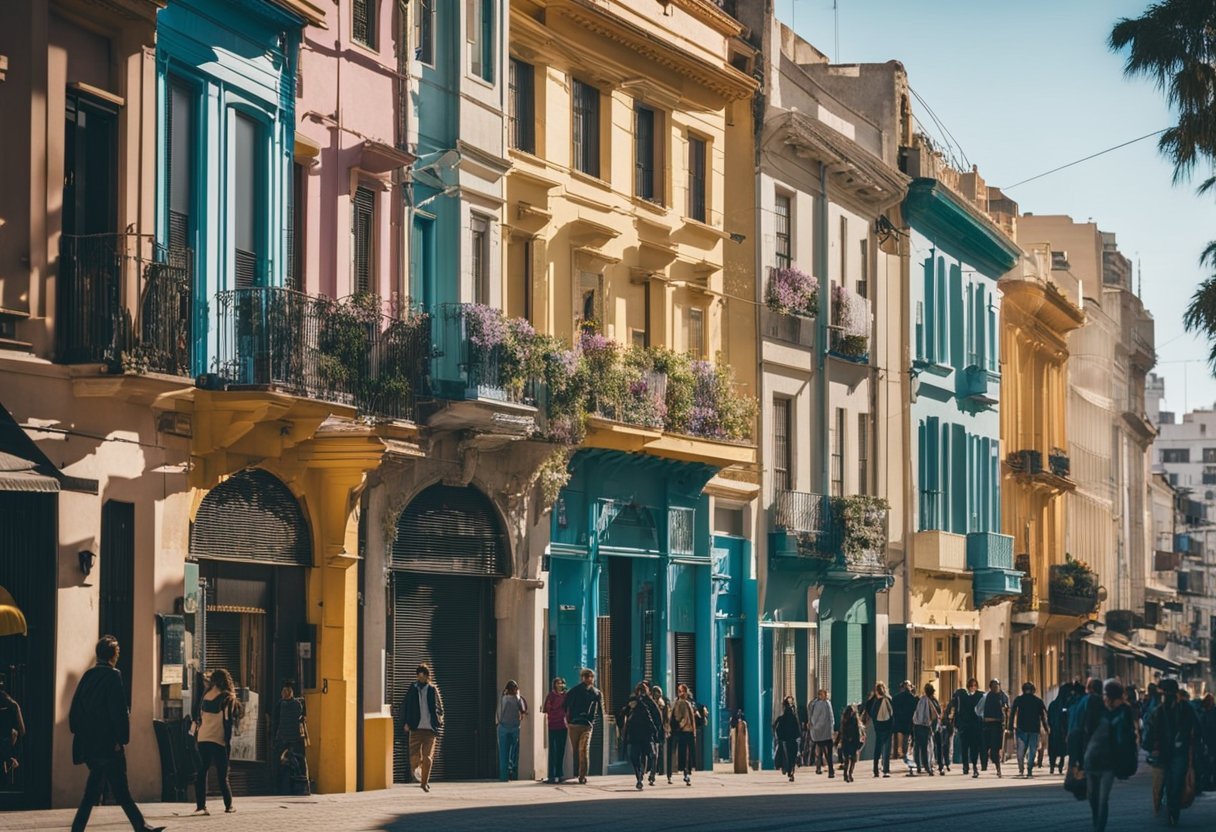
[160,615,184,686]
[230,688,260,762]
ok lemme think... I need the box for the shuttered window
[773,397,792,492]
[415,0,434,65]
[190,470,312,566]
[635,104,656,201]
[288,163,304,290]
[167,80,193,253]
[352,186,375,295]
[392,485,507,576]
[775,194,792,270]
[353,0,375,48]
[688,135,707,222]
[674,631,697,692]
[572,80,600,177]
[471,214,490,305]
[233,113,259,288]
[688,307,704,361]
[508,58,535,153]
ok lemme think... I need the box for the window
[688,135,707,221]
[858,238,868,298]
[631,329,647,349]
[858,412,870,495]
[774,194,791,270]
[577,271,603,331]
[471,214,490,305]
[1169,473,1179,486]
[831,408,845,496]
[1204,448,1216,463]
[233,112,260,288]
[634,104,664,204]
[288,163,305,290]
[166,80,194,253]
[1162,448,1191,464]
[688,307,704,360]
[773,397,792,491]
[508,58,535,153]
[353,0,376,48]
[1203,467,1216,485]
[351,186,375,295]
[572,80,600,177]
[839,215,848,283]
[469,0,494,82]
[415,0,434,64]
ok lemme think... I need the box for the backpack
[1110,707,1138,780]
[1083,715,1113,772]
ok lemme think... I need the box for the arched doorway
[189,469,311,795]
[388,484,505,782]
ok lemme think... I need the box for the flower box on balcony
[765,266,819,318]
[829,283,870,363]
[959,365,999,409]
[1048,557,1100,616]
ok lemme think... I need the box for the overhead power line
[1003,129,1167,190]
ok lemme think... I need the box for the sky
[776,0,1216,418]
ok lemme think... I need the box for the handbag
[1064,763,1088,800]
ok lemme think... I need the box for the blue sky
[776,0,1216,417]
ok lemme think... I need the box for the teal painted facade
[905,178,1022,605]
[548,450,755,771]
[155,0,303,373]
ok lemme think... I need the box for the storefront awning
[0,401,97,493]
[0,585,28,637]
[1135,644,1181,673]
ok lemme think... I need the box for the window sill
[631,195,669,216]
[349,39,382,60]
[466,72,496,90]
[570,169,612,192]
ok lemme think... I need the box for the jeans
[1087,769,1116,832]
[628,740,655,783]
[497,724,520,781]
[567,723,593,779]
[871,725,892,774]
[912,725,933,773]
[195,741,232,810]
[1163,754,1189,824]
[547,728,567,781]
[70,750,148,832]
[675,731,695,776]
[652,736,667,778]
[778,739,799,776]
[1016,730,1040,774]
[407,728,437,787]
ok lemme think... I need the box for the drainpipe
[816,165,830,500]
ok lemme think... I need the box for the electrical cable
[1003,129,1167,190]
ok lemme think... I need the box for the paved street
[5,767,1215,832]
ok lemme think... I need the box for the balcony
[770,490,891,579]
[1154,550,1182,572]
[959,365,999,410]
[1008,447,1074,490]
[967,531,1022,606]
[1048,560,1100,617]
[761,307,815,347]
[1007,449,1043,474]
[211,289,430,421]
[828,284,870,364]
[1012,574,1036,614]
[1048,448,1070,477]
[1105,609,1145,635]
[912,529,967,574]
[1174,532,1204,559]
[58,232,193,375]
[1178,569,1207,596]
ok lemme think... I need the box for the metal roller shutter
[191,470,311,566]
[389,574,496,782]
[674,631,697,691]
[392,485,505,576]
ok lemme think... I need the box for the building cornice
[903,178,1021,278]
[665,0,746,37]
[266,0,326,28]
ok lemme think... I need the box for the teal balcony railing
[967,531,1021,606]
[959,365,999,409]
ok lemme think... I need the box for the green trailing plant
[1050,553,1099,597]
[830,495,890,559]
[535,448,573,508]
[317,293,419,418]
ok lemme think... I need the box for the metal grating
[392,485,506,576]
[190,470,312,566]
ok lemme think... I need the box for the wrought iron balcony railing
[771,490,890,574]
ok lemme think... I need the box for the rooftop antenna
[1137,255,1142,296]
[834,0,840,63]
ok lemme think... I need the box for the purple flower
[766,266,819,315]
[464,303,508,349]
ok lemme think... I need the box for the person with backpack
[773,696,801,782]
[191,668,240,815]
[911,681,941,776]
[670,684,700,786]
[270,679,308,795]
[950,678,984,777]
[1148,678,1198,826]
[496,680,527,782]
[1009,681,1049,778]
[621,681,661,790]
[1083,680,1138,832]
[978,678,1010,778]
[861,682,894,778]
[68,636,165,832]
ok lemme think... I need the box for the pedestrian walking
[1047,682,1079,775]
[1198,692,1216,792]
[401,662,444,793]
[934,692,954,774]
[978,678,1010,778]
[650,685,671,783]
[190,668,240,816]
[1084,680,1139,832]
[1148,678,1198,826]
[541,677,568,784]
[68,635,165,832]
[951,678,984,776]
[773,696,801,782]
[564,668,602,785]
[730,709,749,774]
[892,680,917,771]
[0,675,25,785]
[837,704,863,783]
[1009,681,1049,778]
[862,682,894,778]
[622,682,661,790]
[670,684,699,786]
[496,680,527,782]
[269,679,308,796]
[807,689,835,777]
[911,682,940,776]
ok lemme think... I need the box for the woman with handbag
[191,669,240,815]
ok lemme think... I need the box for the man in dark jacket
[400,663,444,793]
[69,635,164,832]
[1009,681,1049,777]
[564,668,603,784]
[1150,678,1198,826]
[891,680,918,770]
[621,681,661,790]
[950,678,984,776]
